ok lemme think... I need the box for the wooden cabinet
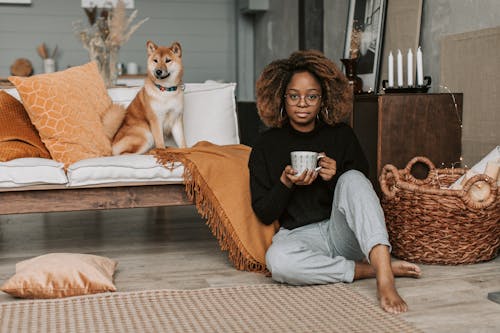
[352,93,463,193]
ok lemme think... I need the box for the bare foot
[366,245,421,313]
[391,260,422,278]
[378,280,408,314]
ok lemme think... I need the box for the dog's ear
[171,42,182,58]
[146,40,158,56]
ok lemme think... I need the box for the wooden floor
[0,206,499,333]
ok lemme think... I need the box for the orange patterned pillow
[9,62,112,166]
[0,91,50,161]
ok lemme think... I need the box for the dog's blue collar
[155,83,184,92]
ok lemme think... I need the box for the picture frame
[343,0,387,92]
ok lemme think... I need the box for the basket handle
[461,174,498,209]
[379,164,400,199]
[403,156,436,185]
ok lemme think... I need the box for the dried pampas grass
[74,0,149,51]
[73,0,149,86]
[107,0,149,47]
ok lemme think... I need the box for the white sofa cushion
[0,158,67,187]
[67,155,184,187]
[107,82,239,147]
[106,87,141,106]
[183,83,239,147]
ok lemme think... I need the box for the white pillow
[107,86,141,107]
[106,83,239,147]
[67,154,184,187]
[183,83,239,147]
[0,158,68,187]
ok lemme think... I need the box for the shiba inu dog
[112,40,186,155]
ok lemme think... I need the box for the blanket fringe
[154,151,268,273]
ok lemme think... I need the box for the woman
[248,50,421,314]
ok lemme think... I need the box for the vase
[89,45,120,88]
[341,58,363,94]
[101,45,120,87]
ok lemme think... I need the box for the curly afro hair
[255,50,352,128]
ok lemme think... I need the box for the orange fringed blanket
[153,141,279,273]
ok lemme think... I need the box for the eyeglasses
[284,93,322,106]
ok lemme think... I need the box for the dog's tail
[102,103,127,141]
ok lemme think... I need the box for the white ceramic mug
[290,151,323,174]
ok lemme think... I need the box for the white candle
[407,49,413,86]
[397,49,403,87]
[417,46,424,86]
[388,51,394,87]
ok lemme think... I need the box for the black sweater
[248,121,369,230]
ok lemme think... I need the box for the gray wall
[2,0,500,96]
[323,0,349,69]
[253,0,299,83]
[0,0,236,83]
[323,0,500,94]
[252,0,349,85]
[420,0,500,92]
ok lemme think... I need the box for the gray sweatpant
[265,170,391,285]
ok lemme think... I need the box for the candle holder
[382,76,431,93]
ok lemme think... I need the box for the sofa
[0,65,241,216]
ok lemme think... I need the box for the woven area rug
[0,283,421,333]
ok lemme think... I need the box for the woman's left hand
[317,153,337,181]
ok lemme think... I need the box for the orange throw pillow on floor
[0,253,118,299]
[0,91,50,161]
[9,62,113,166]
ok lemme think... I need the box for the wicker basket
[380,156,499,265]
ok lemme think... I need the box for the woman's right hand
[280,165,318,188]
